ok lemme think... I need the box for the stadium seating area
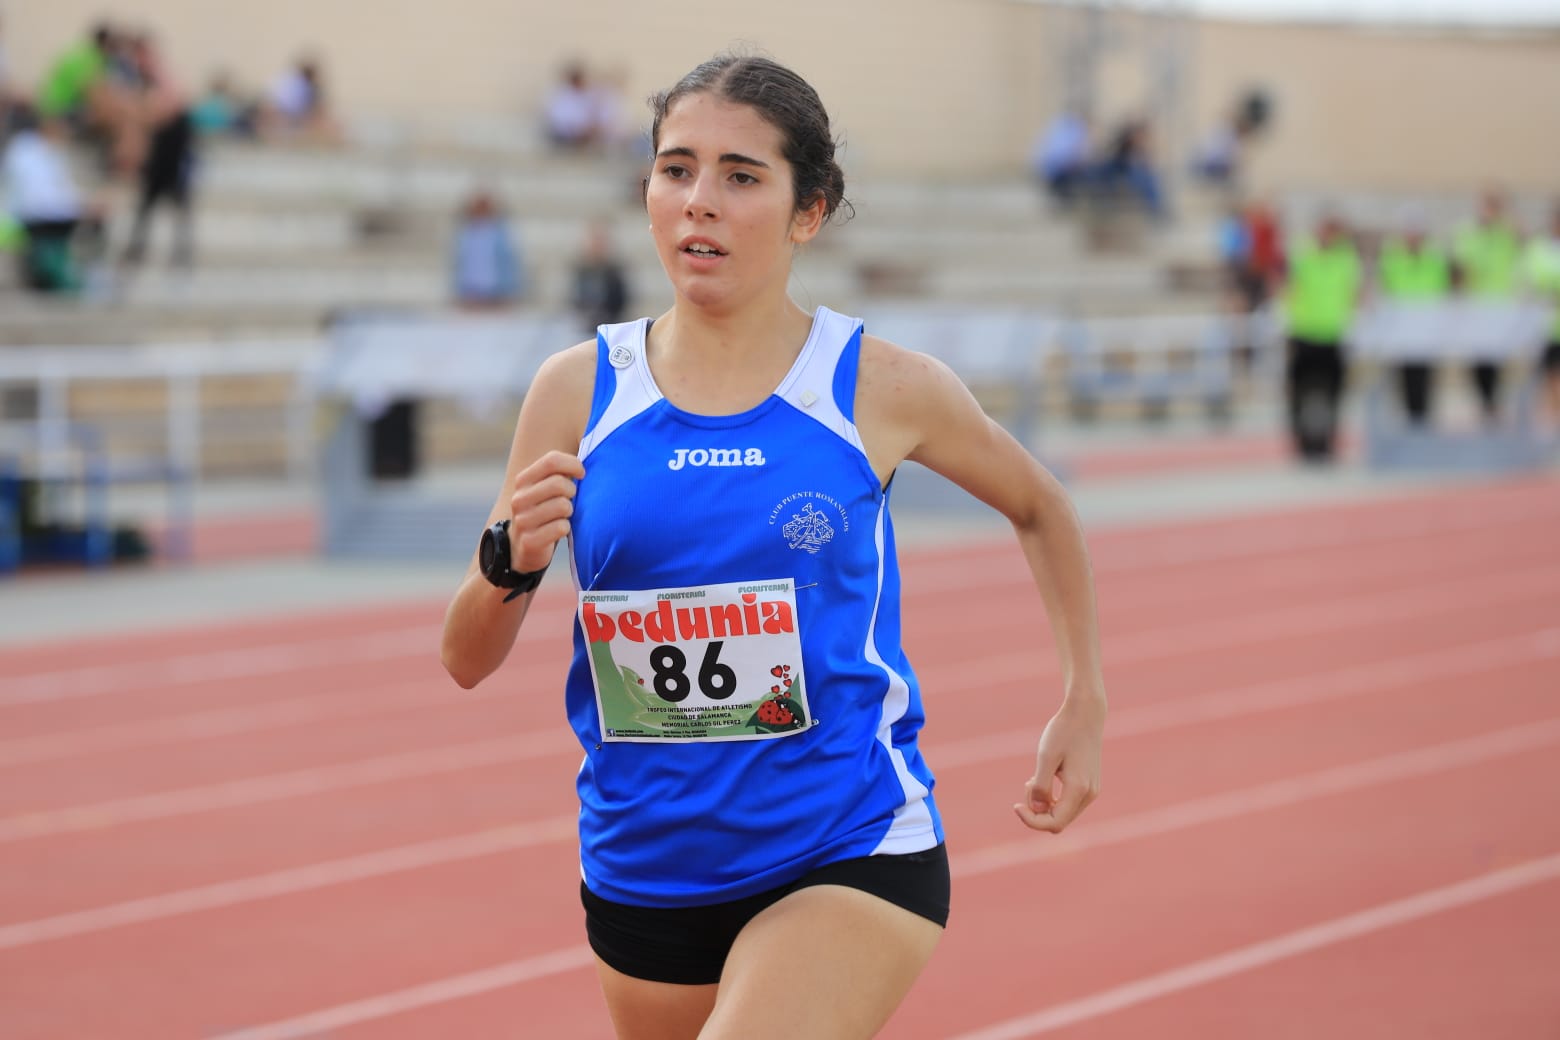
[0,119,1242,484]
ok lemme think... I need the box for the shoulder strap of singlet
[579,318,658,459]
[776,306,866,453]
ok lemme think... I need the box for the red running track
[1,475,1558,1039]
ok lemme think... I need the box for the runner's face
[646,94,820,312]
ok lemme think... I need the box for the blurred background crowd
[0,0,1556,566]
[0,13,641,320]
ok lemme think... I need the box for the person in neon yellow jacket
[1523,201,1560,423]
[1453,190,1524,421]
[1377,211,1452,426]
[1282,212,1362,462]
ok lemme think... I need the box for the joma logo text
[668,448,767,470]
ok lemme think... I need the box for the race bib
[580,579,811,742]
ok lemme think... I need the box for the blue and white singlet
[566,306,943,907]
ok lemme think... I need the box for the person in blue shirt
[451,188,522,309]
[441,53,1107,1040]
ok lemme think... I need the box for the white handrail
[0,340,325,481]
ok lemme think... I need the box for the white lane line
[0,731,571,844]
[210,944,598,1040]
[0,677,509,768]
[201,721,1560,1040]
[5,490,1555,707]
[1081,518,1554,622]
[1085,489,1560,573]
[5,625,1554,845]
[2,715,1555,957]
[945,853,1560,1040]
[975,550,1559,675]
[950,717,1560,879]
[0,626,447,706]
[8,545,1554,765]
[1099,561,1559,667]
[930,627,1560,768]
[916,483,1560,577]
[0,817,576,952]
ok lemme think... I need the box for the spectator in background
[36,23,113,124]
[451,188,521,309]
[1216,202,1250,282]
[121,35,197,268]
[263,56,341,144]
[1225,197,1287,372]
[1376,206,1452,426]
[1192,90,1272,189]
[543,62,599,151]
[1453,189,1524,422]
[1225,197,1285,316]
[2,104,104,292]
[1191,115,1242,187]
[1030,107,1090,207]
[1215,202,1256,371]
[570,220,630,333]
[1523,201,1560,425]
[191,72,260,139]
[589,64,641,159]
[105,29,151,93]
[1281,212,1362,462]
[1095,116,1164,220]
[0,12,17,132]
[35,22,148,177]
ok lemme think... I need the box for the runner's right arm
[441,342,595,688]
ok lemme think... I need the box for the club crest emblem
[781,502,835,554]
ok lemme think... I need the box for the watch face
[480,525,501,575]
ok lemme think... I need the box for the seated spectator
[261,56,341,144]
[105,29,152,93]
[1094,117,1165,220]
[36,23,113,125]
[1030,108,1090,206]
[190,72,260,138]
[1191,119,1240,185]
[2,105,104,292]
[570,220,631,333]
[590,63,645,160]
[35,22,148,176]
[451,189,522,309]
[1192,92,1270,188]
[543,62,599,151]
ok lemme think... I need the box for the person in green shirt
[1282,212,1362,461]
[35,25,112,122]
[34,23,149,177]
[1523,201,1560,423]
[1453,190,1524,421]
[1377,214,1452,426]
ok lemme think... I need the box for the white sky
[1042,0,1560,27]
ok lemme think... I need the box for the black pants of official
[1396,363,1435,426]
[1469,362,1501,421]
[124,111,195,266]
[1287,337,1346,461]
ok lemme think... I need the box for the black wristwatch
[479,519,547,602]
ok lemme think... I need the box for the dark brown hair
[648,54,852,224]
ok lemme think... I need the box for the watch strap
[482,519,548,601]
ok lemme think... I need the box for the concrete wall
[7,1,1558,192]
